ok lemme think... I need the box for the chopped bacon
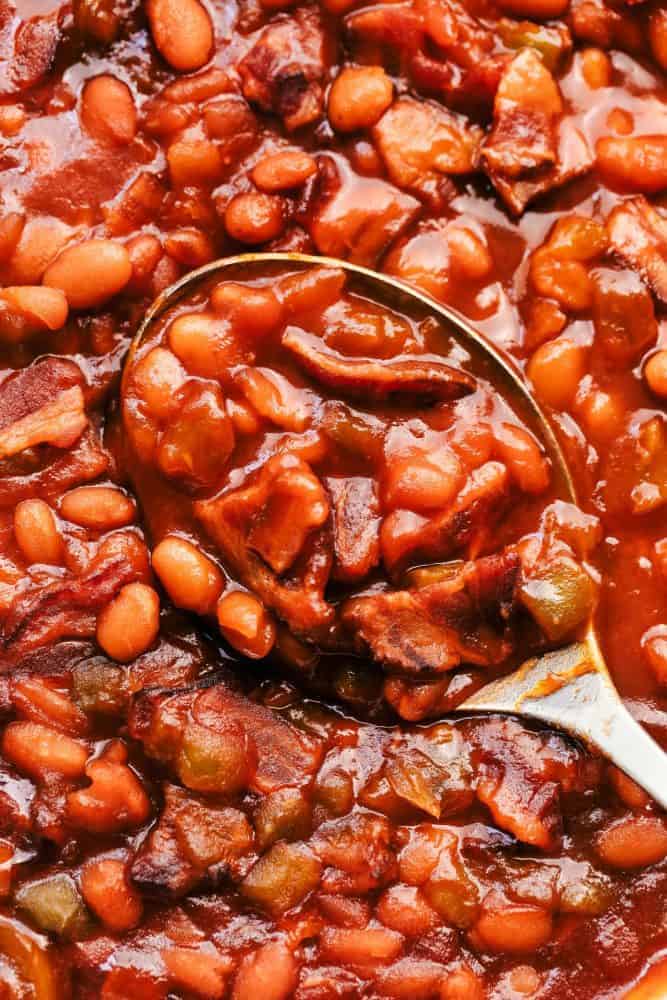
[381,461,511,578]
[327,477,381,583]
[481,49,593,214]
[606,197,667,305]
[0,386,87,460]
[194,453,334,638]
[0,357,83,430]
[1,532,150,660]
[303,155,421,266]
[238,8,327,131]
[0,427,108,510]
[372,97,482,197]
[468,717,600,849]
[344,4,424,52]
[341,550,520,675]
[282,327,475,403]
[0,6,65,97]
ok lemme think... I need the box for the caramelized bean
[595,816,667,868]
[96,583,160,662]
[168,139,224,187]
[167,311,228,378]
[231,940,297,1000]
[43,239,132,309]
[493,424,550,494]
[163,948,231,999]
[68,755,151,833]
[251,151,318,192]
[81,75,137,145]
[14,499,63,565]
[472,898,553,953]
[580,48,611,89]
[11,678,88,736]
[649,9,667,71]
[328,66,394,132]
[152,536,223,614]
[80,859,143,932]
[596,136,667,194]
[210,282,283,337]
[224,193,285,244]
[132,346,185,418]
[2,722,88,780]
[60,486,136,531]
[644,350,667,399]
[382,451,463,512]
[440,966,485,1000]
[147,0,214,72]
[0,286,68,336]
[527,337,587,410]
[216,591,277,659]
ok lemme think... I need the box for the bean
[644,350,667,399]
[132,347,185,419]
[580,48,611,88]
[216,591,277,659]
[382,451,463,512]
[320,927,404,964]
[642,626,667,686]
[530,250,593,312]
[126,235,164,296]
[224,192,285,244]
[493,424,550,494]
[624,958,667,1000]
[509,967,541,995]
[163,948,231,999]
[231,940,297,1000]
[167,139,224,187]
[251,151,317,192]
[472,898,553,953]
[96,583,160,662]
[595,815,667,868]
[596,136,667,194]
[328,66,394,132]
[147,0,214,72]
[447,227,493,281]
[68,755,150,833]
[607,765,650,811]
[168,311,227,378]
[164,227,215,268]
[43,239,132,309]
[527,337,587,410]
[14,499,63,565]
[377,885,439,936]
[210,282,283,338]
[606,107,634,135]
[575,386,623,441]
[2,721,88,780]
[0,105,26,137]
[0,286,68,335]
[649,9,667,72]
[440,966,485,1000]
[80,858,143,932]
[81,75,137,145]
[152,536,223,614]
[0,212,25,265]
[60,486,135,531]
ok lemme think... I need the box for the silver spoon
[129,251,667,809]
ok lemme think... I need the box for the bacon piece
[0,427,108,510]
[238,8,327,131]
[0,386,87,460]
[606,197,667,305]
[381,461,510,579]
[468,716,600,849]
[372,97,482,196]
[342,550,520,675]
[0,6,65,97]
[303,155,421,266]
[327,477,381,583]
[282,327,475,403]
[1,532,150,660]
[195,453,334,638]
[481,49,593,214]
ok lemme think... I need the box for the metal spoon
[129,251,667,808]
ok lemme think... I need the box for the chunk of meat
[1,532,150,660]
[342,550,520,675]
[606,197,667,304]
[312,812,397,894]
[0,358,83,431]
[238,8,327,131]
[0,6,65,97]
[468,716,600,849]
[194,453,334,638]
[381,461,511,578]
[282,327,475,403]
[372,97,482,195]
[0,387,87,460]
[481,50,593,214]
[0,427,108,510]
[131,678,324,794]
[304,155,421,266]
[326,477,381,583]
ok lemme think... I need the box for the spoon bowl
[128,251,667,808]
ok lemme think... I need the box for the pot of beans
[0,0,665,997]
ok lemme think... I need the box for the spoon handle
[459,642,667,810]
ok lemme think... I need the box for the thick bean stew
[0,0,665,997]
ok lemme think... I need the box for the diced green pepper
[520,555,595,641]
[16,875,90,939]
[254,788,312,850]
[241,842,321,914]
